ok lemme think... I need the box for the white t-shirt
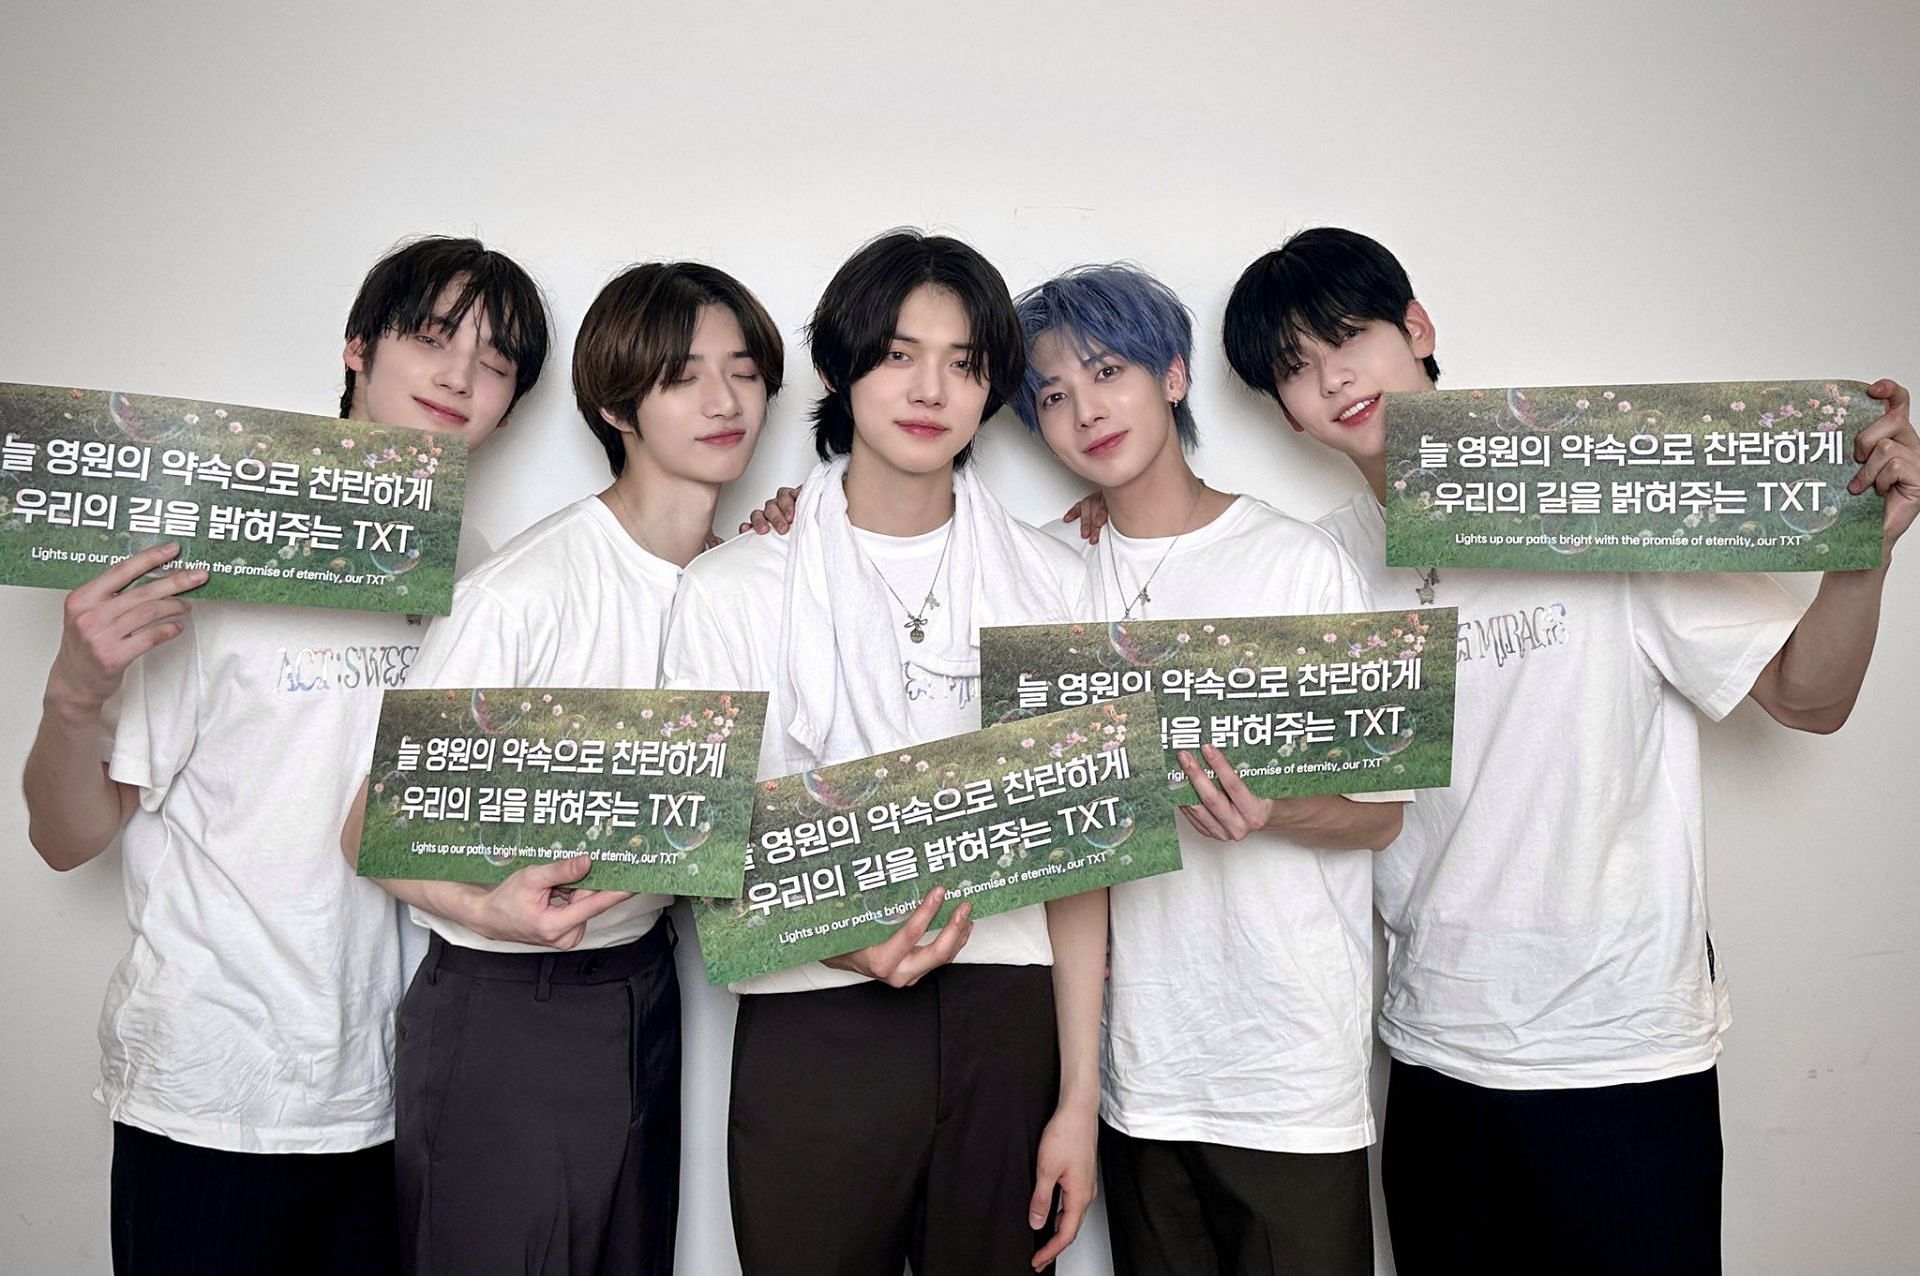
[402,495,678,952]
[1318,491,1805,1089]
[664,512,1087,995]
[1084,495,1390,1153]
[103,602,425,1153]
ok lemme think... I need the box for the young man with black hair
[1213,226,1920,1273]
[339,260,785,1275]
[1017,263,1402,1276]
[664,230,1105,1275]
[23,235,550,1275]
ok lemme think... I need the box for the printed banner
[1384,380,1882,571]
[0,383,467,613]
[983,612,1454,800]
[693,693,1181,986]
[356,688,767,897]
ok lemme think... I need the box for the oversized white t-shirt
[664,513,1087,995]
[1319,491,1805,1088]
[103,601,425,1153]
[1084,495,1391,1153]
[401,495,676,952]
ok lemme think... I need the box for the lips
[696,429,747,447]
[1083,430,1128,457]
[413,396,470,427]
[896,419,949,439]
[1333,395,1380,428]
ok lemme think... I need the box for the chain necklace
[1415,567,1440,605]
[1110,485,1207,621]
[868,520,954,644]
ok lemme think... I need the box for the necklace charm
[1415,567,1439,605]
[906,616,928,643]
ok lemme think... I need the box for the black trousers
[1384,1059,1723,1275]
[395,924,682,1276]
[1099,1122,1372,1276]
[728,963,1060,1275]
[110,1122,399,1275]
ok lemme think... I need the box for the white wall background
[3,2,1916,1271]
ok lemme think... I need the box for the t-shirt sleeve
[1314,532,1414,804]
[407,583,530,689]
[106,613,204,807]
[661,574,750,691]
[1628,571,1807,721]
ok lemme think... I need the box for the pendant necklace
[871,520,955,644]
[1111,484,1207,621]
[1415,567,1440,605]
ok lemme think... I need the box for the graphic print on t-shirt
[1454,600,1575,668]
[903,662,978,710]
[275,641,418,692]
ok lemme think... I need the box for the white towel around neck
[778,455,1072,766]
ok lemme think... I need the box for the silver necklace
[869,520,954,644]
[1111,485,1206,620]
[1415,567,1440,605]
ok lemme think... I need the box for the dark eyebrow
[891,331,975,353]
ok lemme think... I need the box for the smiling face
[344,278,518,452]
[1028,328,1187,487]
[845,283,991,478]
[608,303,769,485]
[1271,301,1436,466]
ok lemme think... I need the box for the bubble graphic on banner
[472,821,523,868]
[661,816,713,854]
[799,769,883,813]
[1779,492,1842,535]
[1107,621,1182,667]
[470,689,524,735]
[1079,799,1137,850]
[106,392,188,443]
[372,768,412,828]
[1506,388,1587,433]
[368,545,423,577]
[1391,467,1439,509]
[1538,512,1599,555]
[1361,714,1418,757]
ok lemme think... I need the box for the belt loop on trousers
[534,954,557,1002]
[663,913,679,950]
[425,933,445,985]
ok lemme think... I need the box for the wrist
[42,673,110,724]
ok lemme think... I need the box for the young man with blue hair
[1018,263,1405,1276]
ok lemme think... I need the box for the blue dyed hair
[1011,264,1197,447]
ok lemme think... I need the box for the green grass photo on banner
[1384,380,1882,572]
[693,693,1182,985]
[356,687,767,897]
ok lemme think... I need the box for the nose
[1318,355,1353,398]
[704,372,742,419]
[909,359,947,409]
[437,337,475,398]
[1077,388,1105,430]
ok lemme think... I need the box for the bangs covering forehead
[341,236,552,415]
[1222,227,1438,400]
[1012,264,1196,445]
[806,229,1023,466]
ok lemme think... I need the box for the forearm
[1755,562,1890,732]
[24,683,132,871]
[1262,794,1404,850]
[1044,888,1108,1109]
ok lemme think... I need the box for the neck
[843,441,955,536]
[598,449,720,568]
[1103,431,1230,539]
